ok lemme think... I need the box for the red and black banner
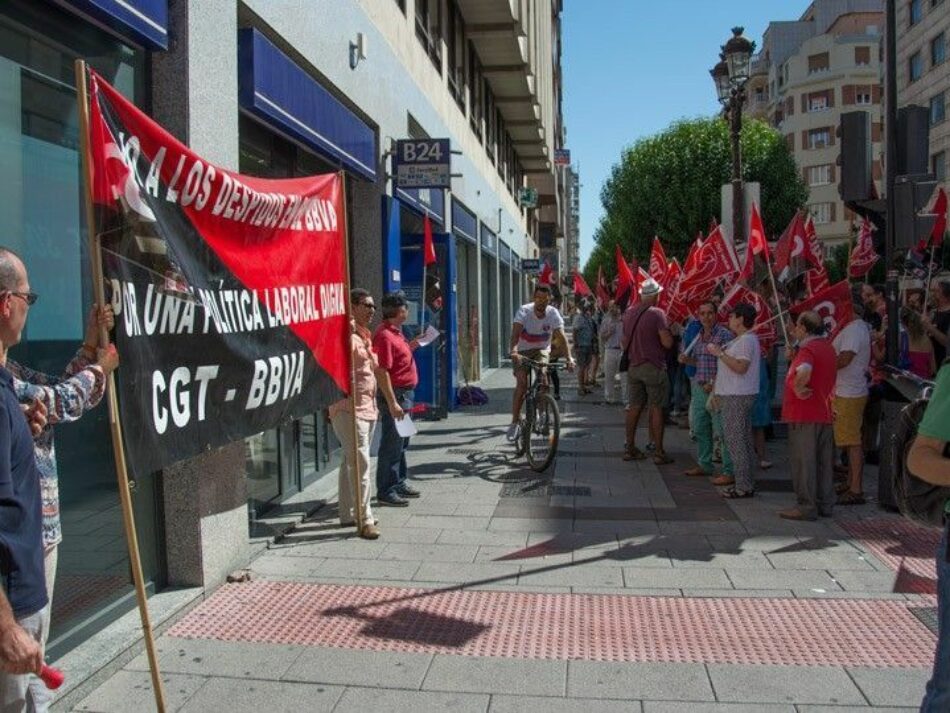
[86,70,350,475]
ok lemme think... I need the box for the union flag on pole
[677,224,739,309]
[596,266,612,308]
[573,272,593,297]
[931,187,948,247]
[773,211,808,284]
[738,203,770,285]
[649,236,668,282]
[717,283,777,353]
[615,245,637,303]
[848,219,880,279]
[789,280,854,341]
[538,260,553,285]
[422,213,437,266]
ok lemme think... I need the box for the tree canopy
[582,116,808,286]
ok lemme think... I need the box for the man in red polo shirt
[779,310,838,521]
[373,291,420,507]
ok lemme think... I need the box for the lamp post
[710,27,755,245]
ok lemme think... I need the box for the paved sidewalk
[64,369,939,712]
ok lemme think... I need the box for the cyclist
[507,284,575,441]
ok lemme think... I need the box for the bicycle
[513,357,563,472]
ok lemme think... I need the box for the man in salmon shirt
[780,310,838,521]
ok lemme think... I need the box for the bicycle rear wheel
[525,392,560,472]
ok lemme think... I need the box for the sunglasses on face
[7,291,38,306]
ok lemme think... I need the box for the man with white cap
[622,279,674,465]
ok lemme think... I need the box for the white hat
[639,279,663,298]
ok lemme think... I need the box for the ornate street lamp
[710,27,756,245]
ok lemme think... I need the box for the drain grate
[550,485,592,496]
[445,447,482,455]
[910,607,939,635]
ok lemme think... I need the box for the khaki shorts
[627,363,669,409]
[513,348,549,375]
[833,395,867,447]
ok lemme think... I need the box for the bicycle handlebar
[517,357,567,370]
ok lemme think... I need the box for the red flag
[423,213,436,266]
[931,187,948,247]
[649,236,669,282]
[803,214,824,267]
[538,260,553,285]
[658,258,683,315]
[789,280,854,340]
[596,266,612,308]
[739,203,770,284]
[615,245,636,298]
[573,272,593,297]
[848,219,880,279]
[684,233,704,275]
[718,283,777,353]
[773,211,807,283]
[679,225,739,305]
[805,264,831,295]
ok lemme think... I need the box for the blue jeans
[376,388,413,499]
[921,521,950,712]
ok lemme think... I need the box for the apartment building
[896,0,950,187]
[759,0,884,246]
[0,0,566,685]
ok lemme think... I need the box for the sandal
[834,481,850,495]
[623,447,647,461]
[837,490,866,506]
[711,474,735,486]
[653,453,674,465]
[721,487,755,499]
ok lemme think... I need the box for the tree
[583,116,808,281]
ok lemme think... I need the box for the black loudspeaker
[838,111,873,202]
[877,398,905,511]
[896,105,930,176]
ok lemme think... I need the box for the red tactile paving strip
[839,517,940,595]
[169,581,935,668]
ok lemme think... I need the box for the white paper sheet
[395,415,418,437]
[417,324,441,347]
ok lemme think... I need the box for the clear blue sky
[562,1,802,266]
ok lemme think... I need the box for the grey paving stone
[126,638,306,679]
[571,586,682,597]
[380,542,479,563]
[178,676,344,712]
[283,648,433,688]
[489,518,574,533]
[490,694,642,712]
[367,526,443,544]
[567,661,714,701]
[725,569,842,591]
[477,545,574,566]
[643,704,794,713]
[75,670,206,712]
[796,708,917,712]
[333,686,490,712]
[845,666,931,706]
[413,561,521,585]
[657,521,748,535]
[406,515,493,530]
[250,554,327,578]
[455,503,498,517]
[705,535,808,552]
[423,655,567,696]
[792,589,909,600]
[314,558,419,580]
[267,538,388,559]
[670,552,773,569]
[827,569,900,593]
[706,664,866,704]
[439,529,530,547]
[574,520,662,536]
[588,549,673,568]
[765,551,877,571]
[682,588,792,598]
[622,567,733,589]
[518,564,624,588]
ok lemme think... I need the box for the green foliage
[583,116,808,280]
[825,244,851,285]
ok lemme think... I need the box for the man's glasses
[7,291,38,306]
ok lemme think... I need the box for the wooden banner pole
[764,256,792,348]
[73,59,167,713]
[338,172,364,532]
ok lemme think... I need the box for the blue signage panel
[394,138,451,189]
[238,29,377,180]
[499,241,512,265]
[480,225,497,256]
[61,0,168,49]
[451,199,477,243]
[395,187,445,226]
[520,258,541,273]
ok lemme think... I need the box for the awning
[59,0,168,49]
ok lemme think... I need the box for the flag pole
[338,172,364,533]
[74,59,167,713]
[922,243,938,315]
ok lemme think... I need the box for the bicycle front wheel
[525,392,560,472]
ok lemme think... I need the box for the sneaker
[377,493,409,507]
[397,484,421,498]
[506,422,521,441]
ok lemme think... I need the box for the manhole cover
[910,607,938,635]
[551,485,592,496]
[446,447,482,455]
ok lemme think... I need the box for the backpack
[888,397,950,528]
[457,385,488,406]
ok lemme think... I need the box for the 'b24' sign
[394,138,451,190]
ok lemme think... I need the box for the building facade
[0,0,565,678]
[896,0,950,188]
[758,0,884,246]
